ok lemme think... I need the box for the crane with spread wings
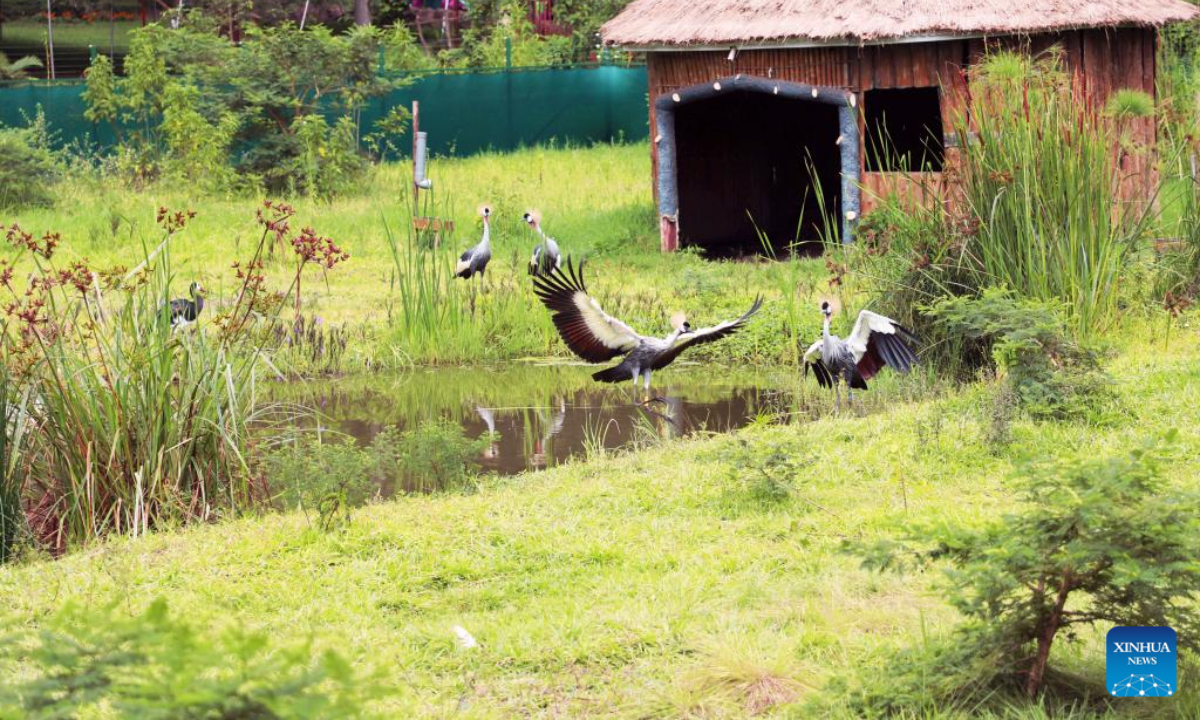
[803,300,920,408]
[532,258,763,396]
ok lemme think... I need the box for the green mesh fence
[0,65,648,156]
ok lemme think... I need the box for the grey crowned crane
[524,211,561,277]
[802,301,919,407]
[532,258,763,394]
[168,282,205,326]
[455,206,492,280]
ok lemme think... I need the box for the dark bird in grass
[524,211,561,277]
[532,257,763,395]
[455,206,492,280]
[802,300,919,408]
[168,281,205,326]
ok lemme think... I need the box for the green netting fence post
[89,45,98,65]
[505,38,514,149]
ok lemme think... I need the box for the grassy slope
[3,325,1197,718]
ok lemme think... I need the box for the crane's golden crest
[478,204,492,217]
[819,295,842,314]
[670,312,688,330]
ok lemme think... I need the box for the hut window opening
[865,87,945,172]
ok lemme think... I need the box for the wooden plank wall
[646,27,1158,227]
[854,41,970,213]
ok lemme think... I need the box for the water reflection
[273,363,804,477]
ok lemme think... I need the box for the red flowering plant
[217,200,350,340]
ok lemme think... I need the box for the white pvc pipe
[414,131,432,189]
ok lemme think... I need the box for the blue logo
[1106,626,1177,697]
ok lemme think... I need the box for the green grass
[2,143,832,368]
[0,18,137,51]
[2,319,1196,717]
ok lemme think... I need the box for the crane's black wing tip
[806,360,834,389]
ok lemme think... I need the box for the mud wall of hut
[645,27,1157,246]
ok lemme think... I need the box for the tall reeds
[0,372,25,562]
[952,51,1152,334]
[0,205,334,555]
[381,199,551,365]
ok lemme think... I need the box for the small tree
[860,432,1200,699]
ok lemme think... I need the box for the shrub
[81,22,398,195]
[0,599,380,718]
[377,420,488,494]
[1155,175,1200,312]
[925,289,1113,421]
[160,82,240,192]
[266,419,485,526]
[0,118,58,211]
[266,436,378,531]
[854,433,1200,706]
[723,436,809,506]
[461,2,574,68]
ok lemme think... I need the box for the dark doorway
[674,91,841,257]
[864,87,945,172]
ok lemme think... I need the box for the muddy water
[276,362,814,477]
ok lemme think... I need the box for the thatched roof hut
[603,0,1198,48]
[602,0,1199,254]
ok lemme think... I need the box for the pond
[273,361,821,481]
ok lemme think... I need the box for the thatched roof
[601,0,1199,48]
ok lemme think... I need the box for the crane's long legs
[834,384,841,412]
[641,370,667,406]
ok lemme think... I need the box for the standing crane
[532,258,763,396]
[802,300,919,408]
[455,206,492,280]
[168,281,205,326]
[524,211,561,277]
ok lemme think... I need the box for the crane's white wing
[846,309,920,378]
[802,340,822,363]
[532,257,641,363]
[651,296,763,370]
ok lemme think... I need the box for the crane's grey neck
[821,314,835,357]
[481,219,491,247]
